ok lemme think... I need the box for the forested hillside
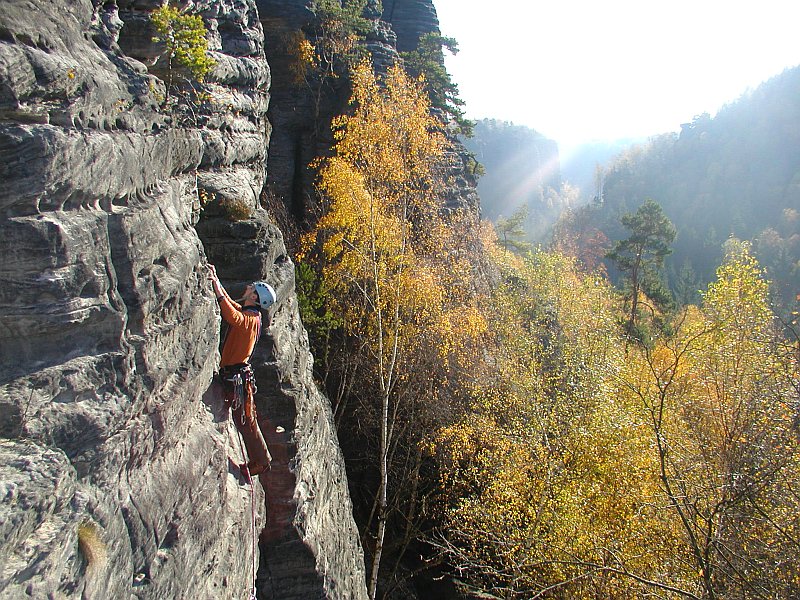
[462,119,575,240]
[558,67,800,309]
[294,12,800,598]
[560,138,643,198]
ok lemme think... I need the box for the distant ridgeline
[591,66,800,308]
[463,119,563,237]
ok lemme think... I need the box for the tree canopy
[606,198,676,335]
[294,41,800,600]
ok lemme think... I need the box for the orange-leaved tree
[300,60,488,598]
[433,248,686,598]
[621,240,800,598]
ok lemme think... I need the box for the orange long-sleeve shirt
[218,294,263,367]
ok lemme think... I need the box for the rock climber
[207,263,276,480]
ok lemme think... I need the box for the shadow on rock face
[202,377,230,425]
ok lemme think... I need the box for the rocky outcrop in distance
[258,0,479,230]
[381,0,441,52]
[463,119,562,226]
[0,1,366,598]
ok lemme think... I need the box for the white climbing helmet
[253,281,276,310]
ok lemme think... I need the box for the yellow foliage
[612,244,800,597]
[299,60,502,595]
[285,30,317,85]
[300,60,482,377]
[77,521,108,573]
[429,248,699,597]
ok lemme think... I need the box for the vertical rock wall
[256,0,399,225]
[0,1,366,599]
[381,0,441,52]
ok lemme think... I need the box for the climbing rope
[234,422,258,600]
[223,367,260,598]
[247,475,257,600]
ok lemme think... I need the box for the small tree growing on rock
[150,4,216,102]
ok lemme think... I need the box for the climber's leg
[232,381,271,475]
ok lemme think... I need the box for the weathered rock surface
[256,0,348,222]
[0,1,366,599]
[257,0,478,231]
[381,0,441,52]
[256,0,403,229]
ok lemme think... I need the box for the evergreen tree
[400,32,472,135]
[672,258,701,307]
[150,4,216,100]
[495,204,532,254]
[606,199,676,334]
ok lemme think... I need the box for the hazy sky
[432,0,800,151]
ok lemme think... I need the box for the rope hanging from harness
[247,477,258,600]
[233,425,259,600]
[219,363,260,598]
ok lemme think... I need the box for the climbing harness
[220,364,257,427]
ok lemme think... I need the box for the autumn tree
[606,198,676,336]
[431,240,800,598]
[620,241,800,598]
[550,204,610,273]
[299,61,488,598]
[432,248,690,598]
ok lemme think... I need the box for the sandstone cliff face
[381,0,483,214]
[257,0,478,232]
[0,1,366,598]
[256,0,397,225]
[381,0,441,53]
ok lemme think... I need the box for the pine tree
[401,32,472,135]
[495,204,532,254]
[606,198,676,335]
